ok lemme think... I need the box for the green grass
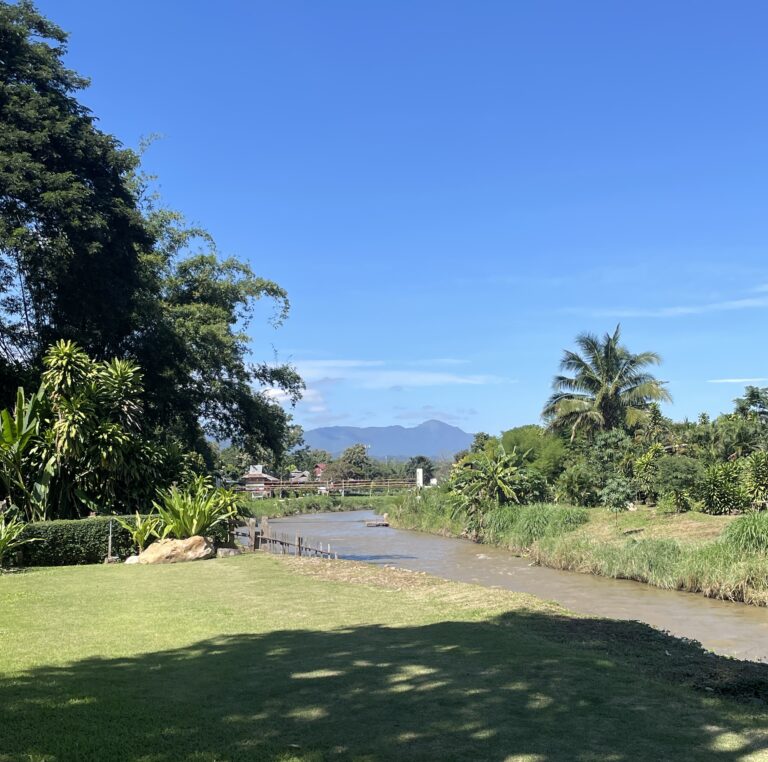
[390,497,768,606]
[1,555,768,760]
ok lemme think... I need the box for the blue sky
[38,1,768,434]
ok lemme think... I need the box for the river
[268,510,768,663]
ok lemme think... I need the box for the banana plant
[0,387,52,521]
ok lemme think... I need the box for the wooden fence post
[248,518,256,551]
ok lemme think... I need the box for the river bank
[387,494,768,607]
[269,511,768,661]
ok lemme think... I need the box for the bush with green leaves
[154,477,239,539]
[722,511,768,555]
[656,490,694,515]
[449,445,527,536]
[696,462,749,515]
[742,451,768,507]
[18,517,135,566]
[0,514,39,567]
[632,444,664,503]
[653,456,704,498]
[555,461,602,507]
[600,476,633,513]
[115,512,162,552]
[0,342,204,521]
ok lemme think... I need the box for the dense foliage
[153,477,238,539]
[0,2,303,465]
[17,516,136,566]
[0,342,202,520]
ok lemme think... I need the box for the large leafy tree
[543,325,671,440]
[128,200,304,461]
[0,2,151,379]
[324,444,373,481]
[0,2,303,463]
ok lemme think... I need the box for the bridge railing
[235,479,416,498]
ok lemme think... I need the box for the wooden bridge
[237,478,415,499]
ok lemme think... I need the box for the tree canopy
[0,1,303,463]
[0,1,150,379]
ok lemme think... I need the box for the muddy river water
[269,510,768,663]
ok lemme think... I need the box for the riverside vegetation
[380,327,768,606]
[390,492,768,606]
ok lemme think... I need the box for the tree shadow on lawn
[1,611,767,761]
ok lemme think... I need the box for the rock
[138,536,215,565]
[125,555,140,565]
[216,547,242,558]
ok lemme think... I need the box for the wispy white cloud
[707,377,768,384]
[294,359,506,389]
[582,295,768,319]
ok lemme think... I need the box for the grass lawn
[1,555,768,761]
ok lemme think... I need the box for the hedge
[18,517,135,567]
[17,517,231,567]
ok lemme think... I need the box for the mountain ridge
[302,419,473,458]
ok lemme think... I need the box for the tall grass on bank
[390,489,466,536]
[533,511,768,606]
[391,492,588,550]
[391,491,768,606]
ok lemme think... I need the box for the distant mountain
[302,420,473,459]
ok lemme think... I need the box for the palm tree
[543,325,671,440]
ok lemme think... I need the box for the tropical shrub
[722,512,768,555]
[154,477,239,539]
[115,512,162,552]
[0,387,53,522]
[653,456,704,497]
[600,476,633,513]
[656,490,693,515]
[0,342,206,522]
[742,451,768,507]
[555,461,602,506]
[449,446,526,535]
[697,462,749,515]
[632,444,664,503]
[0,514,39,567]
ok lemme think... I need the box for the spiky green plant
[742,451,768,507]
[0,514,38,567]
[114,512,161,552]
[697,462,749,515]
[154,477,238,539]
